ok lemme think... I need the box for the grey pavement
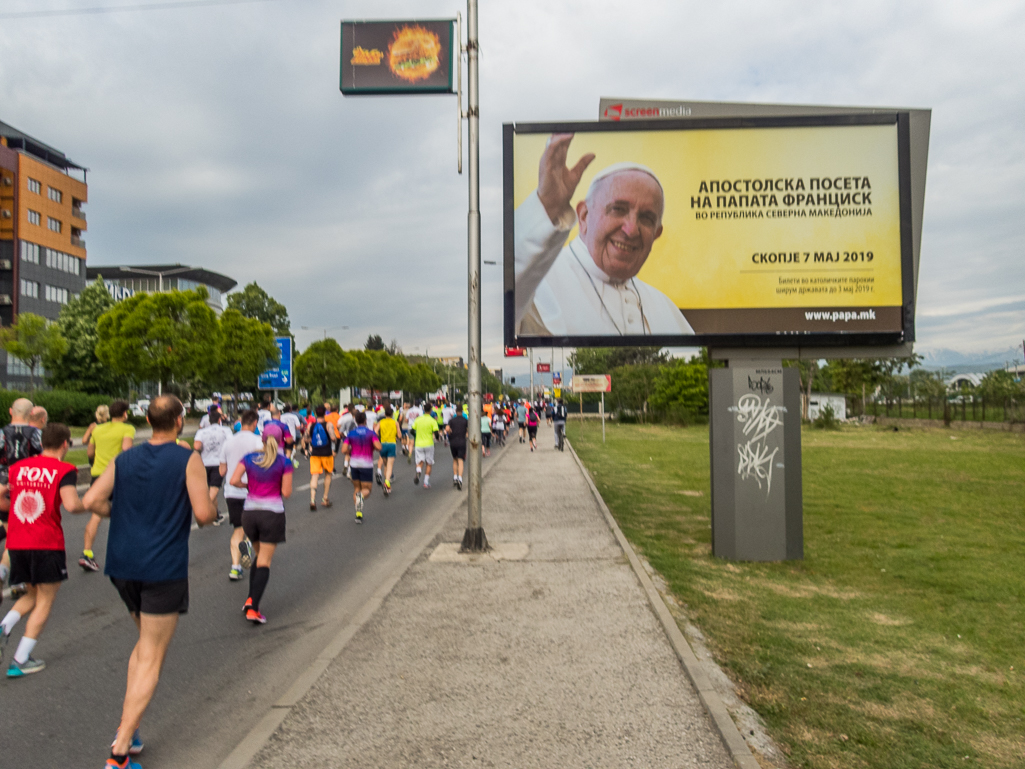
[245,430,735,769]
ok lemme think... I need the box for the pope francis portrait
[514,133,694,337]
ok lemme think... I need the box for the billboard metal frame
[503,113,915,350]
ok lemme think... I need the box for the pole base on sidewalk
[460,527,489,553]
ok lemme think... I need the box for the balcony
[71,236,86,249]
[71,207,86,222]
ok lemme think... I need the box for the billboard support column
[461,0,487,554]
[709,359,803,561]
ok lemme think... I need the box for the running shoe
[423,480,430,489]
[238,539,254,569]
[456,478,463,491]
[229,566,243,581]
[246,608,267,625]
[7,657,45,677]
[345,466,352,479]
[321,499,333,509]
[384,479,391,494]
[0,629,10,663]
[10,583,28,599]
[355,510,363,524]
[356,493,364,513]
[242,597,253,614]
[79,554,100,572]
[104,758,142,769]
[375,469,383,486]
[111,728,144,756]
[292,457,299,469]
[414,471,421,486]
[212,512,228,527]
[310,501,317,511]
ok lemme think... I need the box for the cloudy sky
[2,0,1023,376]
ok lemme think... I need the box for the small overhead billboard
[340,19,456,95]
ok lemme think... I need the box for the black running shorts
[206,466,224,488]
[9,549,68,585]
[111,577,189,615]
[242,508,286,544]
[350,467,373,483]
[527,425,538,439]
[227,498,245,528]
[450,443,467,460]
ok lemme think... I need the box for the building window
[44,247,80,275]
[45,285,69,304]
[19,241,40,264]
[27,178,41,194]
[6,357,34,377]
[47,186,62,203]
[27,210,41,226]
[47,217,61,233]
[20,279,39,299]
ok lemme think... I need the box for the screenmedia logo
[602,103,692,121]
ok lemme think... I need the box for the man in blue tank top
[84,394,216,769]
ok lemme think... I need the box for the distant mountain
[919,346,1023,374]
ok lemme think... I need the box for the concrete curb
[215,440,514,769]
[566,439,762,769]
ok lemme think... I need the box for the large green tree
[96,288,219,392]
[214,309,279,400]
[44,279,126,394]
[226,282,290,335]
[295,338,347,395]
[649,357,709,417]
[1,313,68,391]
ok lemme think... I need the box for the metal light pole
[461,0,487,552]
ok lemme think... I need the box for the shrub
[0,388,112,427]
[813,403,839,430]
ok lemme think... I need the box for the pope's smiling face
[576,170,664,283]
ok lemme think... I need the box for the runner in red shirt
[0,423,86,677]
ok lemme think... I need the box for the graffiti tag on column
[730,393,786,496]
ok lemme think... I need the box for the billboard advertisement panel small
[504,115,914,348]
[340,20,456,95]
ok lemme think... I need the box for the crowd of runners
[0,389,567,768]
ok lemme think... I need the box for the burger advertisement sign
[340,20,456,95]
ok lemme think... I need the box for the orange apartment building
[0,120,88,389]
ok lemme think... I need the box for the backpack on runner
[2,424,36,466]
[310,421,330,449]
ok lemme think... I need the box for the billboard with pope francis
[503,114,915,349]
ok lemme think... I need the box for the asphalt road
[2,448,477,768]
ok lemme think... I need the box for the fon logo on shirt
[14,489,46,524]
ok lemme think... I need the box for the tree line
[0,279,514,407]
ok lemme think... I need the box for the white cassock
[514,191,694,337]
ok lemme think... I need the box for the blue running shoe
[104,757,142,768]
[112,729,144,756]
[7,657,45,677]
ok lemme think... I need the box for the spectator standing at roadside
[83,394,215,769]
[79,400,136,573]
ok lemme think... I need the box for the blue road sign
[258,337,292,390]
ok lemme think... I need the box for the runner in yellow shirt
[374,406,400,496]
[79,400,136,572]
[411,406,440,489]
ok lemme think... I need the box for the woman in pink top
[230,425,292,624]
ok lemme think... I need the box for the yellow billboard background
[512,124,902,309]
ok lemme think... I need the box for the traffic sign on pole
[258,337,292,390]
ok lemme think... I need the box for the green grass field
[568,421,1025,769]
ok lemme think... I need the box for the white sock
[0,564,8,582]
[2,609,22,635]
[13,635,36,664]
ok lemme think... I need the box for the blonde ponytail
[255,436,278,468]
